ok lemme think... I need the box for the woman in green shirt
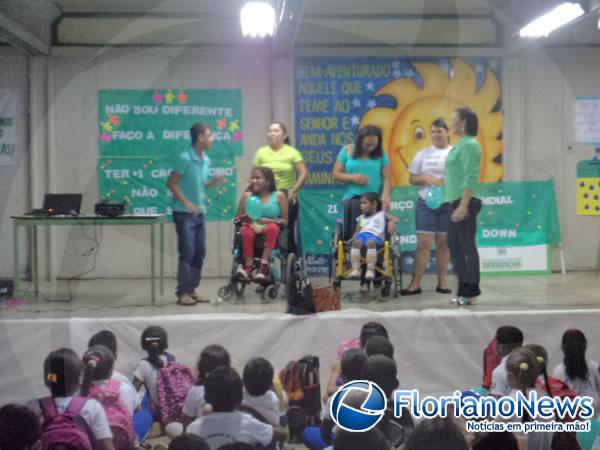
[254,122,308,254]
[445,108,483,305]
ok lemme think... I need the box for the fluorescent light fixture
[240,2,276,38]
[519,2,585,38]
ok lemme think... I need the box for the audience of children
[5,321,600,450]
[553,329,600,412]
[490,325,524,397]
[186,366,286,449]
[242,357,281,426]
[26,348,116,450]
[0,403,41,450]
[182,345,232,428]
[89,330,136,393]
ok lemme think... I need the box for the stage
[1,272,599,407]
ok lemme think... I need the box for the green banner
[299,180,562,255]
[97,89,242,220]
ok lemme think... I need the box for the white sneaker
[347,269,361,279]
[236,267,250,280]
[452,296,473,305]
[365,269,375,280]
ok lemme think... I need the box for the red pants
[240,223,281,259]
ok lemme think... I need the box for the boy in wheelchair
[348,192,399,280]
[234,166,288,282]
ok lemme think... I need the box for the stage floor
[1,271,598,319]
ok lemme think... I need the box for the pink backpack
[88,379,135,450]
[337,337,360,359]
[155,362,195,425]
[39,396,94,450]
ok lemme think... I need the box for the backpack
[279,355,321,439]
[155,361,195,425]
[482,338,502,389]
[286,281,316,315]
[88,380,135,450]
[39,396,94,450]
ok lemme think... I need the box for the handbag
[312,284,341,312]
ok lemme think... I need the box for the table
[11,214,167,304]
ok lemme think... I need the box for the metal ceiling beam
[0,12,50,54]
[272,0,305,56]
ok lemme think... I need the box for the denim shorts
[415,197,451,234]
[354,231,384,246]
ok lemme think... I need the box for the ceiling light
[519,2,585,38]
[240,2,276,38]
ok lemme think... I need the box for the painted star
[367,99,376,109]
[352,98,361,108]
[366,82,375,91]
[350,116,360,126]
[405,256,415,267]
[474,64,486,75]
[405,68,415,77]
[392,70,402,78]
[391,60,401,69]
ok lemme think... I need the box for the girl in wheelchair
[234,166,288,281]
[348,192,399,280]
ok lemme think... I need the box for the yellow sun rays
[361,58,504,186]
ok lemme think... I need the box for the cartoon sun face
[361,59,503,186]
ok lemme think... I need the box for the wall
[35,46,272,281]
[2,44,599,281]
[0,47,28,279]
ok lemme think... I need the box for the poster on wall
[575,97,600,143]
[0,91,17,166]
[97,89,242,220]
[299,180,560,275]
[295,58,504,187]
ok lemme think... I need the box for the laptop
[29,193,83,216]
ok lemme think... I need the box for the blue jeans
[173,212,206,296]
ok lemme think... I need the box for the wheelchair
[217,218,309,304]
[329,197,402,301]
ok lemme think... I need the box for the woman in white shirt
[403,118,453,296]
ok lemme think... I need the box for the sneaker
[176,294,196,306]
[347,269,361,279]
[452,296,473,306]
[236,267,251,280]
[365,269,375,280]
[190,291,210,303]
[254,266,269,281]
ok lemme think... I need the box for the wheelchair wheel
[266,284,279,301]
[234,282,246,302]
[378,280,392,302]
[286,253,298,301]
[393,255,401,298]
[218,285,234,301]
[330,223,344,283]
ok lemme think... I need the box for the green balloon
[425,186,444,209]
[246,195,262,220]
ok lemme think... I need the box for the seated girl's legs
[364,239,377,280]
[239,224,256,274]
[349,236,364,278]
[257,223,281,278]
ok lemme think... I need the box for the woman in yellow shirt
[254,122,308,254]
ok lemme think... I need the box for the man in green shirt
[167,122,224,305]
